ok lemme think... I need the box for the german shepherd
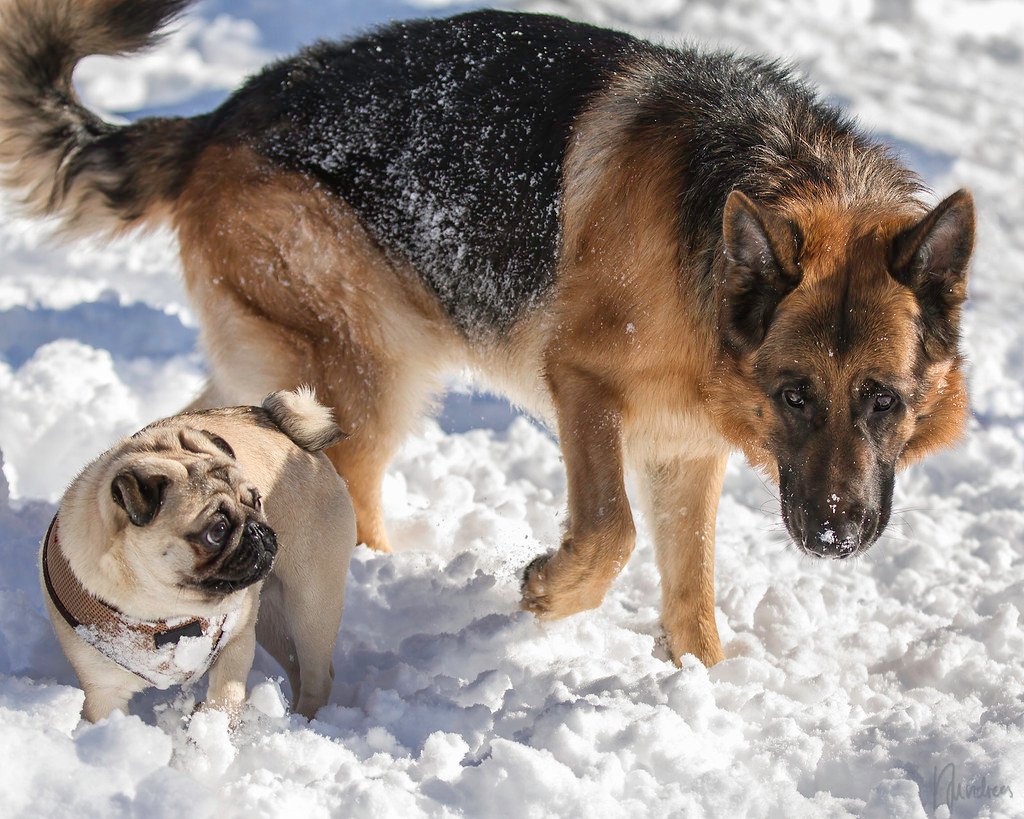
[0,1,973,666]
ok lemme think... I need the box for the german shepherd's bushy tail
[0,0,200,237]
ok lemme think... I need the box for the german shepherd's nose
[797,499,880,559]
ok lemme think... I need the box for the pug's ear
[111,469,168,527]
[200,430,235,459]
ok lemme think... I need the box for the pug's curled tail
[262,388,348,453]
[0,0,202,238]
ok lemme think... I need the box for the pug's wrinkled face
[106,426,277,608]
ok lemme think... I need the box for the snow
[1,0,1022,816]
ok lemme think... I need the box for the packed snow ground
[1,0,1022,816]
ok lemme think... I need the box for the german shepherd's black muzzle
[780,467,894,559]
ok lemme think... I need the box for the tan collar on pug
[42,515,235,689]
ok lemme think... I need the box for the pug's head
[95,426,277,611]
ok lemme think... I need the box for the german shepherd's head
[711,190,974,558]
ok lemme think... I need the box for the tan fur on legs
[325,444,391,552]
[284,569,346,719]
[205,597,259,717]
[643,455,728,667]
[523,100,726,637]
[51,616,148,722]
[254,453,355,718]
[522,363,636,617]
[254,576,301,699]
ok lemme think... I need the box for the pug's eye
[204,516,231,550]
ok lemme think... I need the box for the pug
[40,388,356,722]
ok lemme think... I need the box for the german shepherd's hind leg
[325,442,392,553]
[521,364,636,617]
[320,359,443,553]
[187,280,417,553]
[176,147,454,553]
[642,454,728,667]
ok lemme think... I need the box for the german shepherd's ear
[889,189,974,360]
[111,469,168,527]
[720,190,803,352]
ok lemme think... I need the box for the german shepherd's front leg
[644,454,728,667]
[522,364,636,618]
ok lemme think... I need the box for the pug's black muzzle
[199,519,278,594]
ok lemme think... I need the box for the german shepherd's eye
[203,515,231,551]
[782,388,806,409]
[872,392,898,413]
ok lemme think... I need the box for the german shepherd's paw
[520,552,554,615]
[662,623,725,668]
[520,550,607,619]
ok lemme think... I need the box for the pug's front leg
[204,612,258,720]
[68,644,147,722]
[82,684,134,723]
